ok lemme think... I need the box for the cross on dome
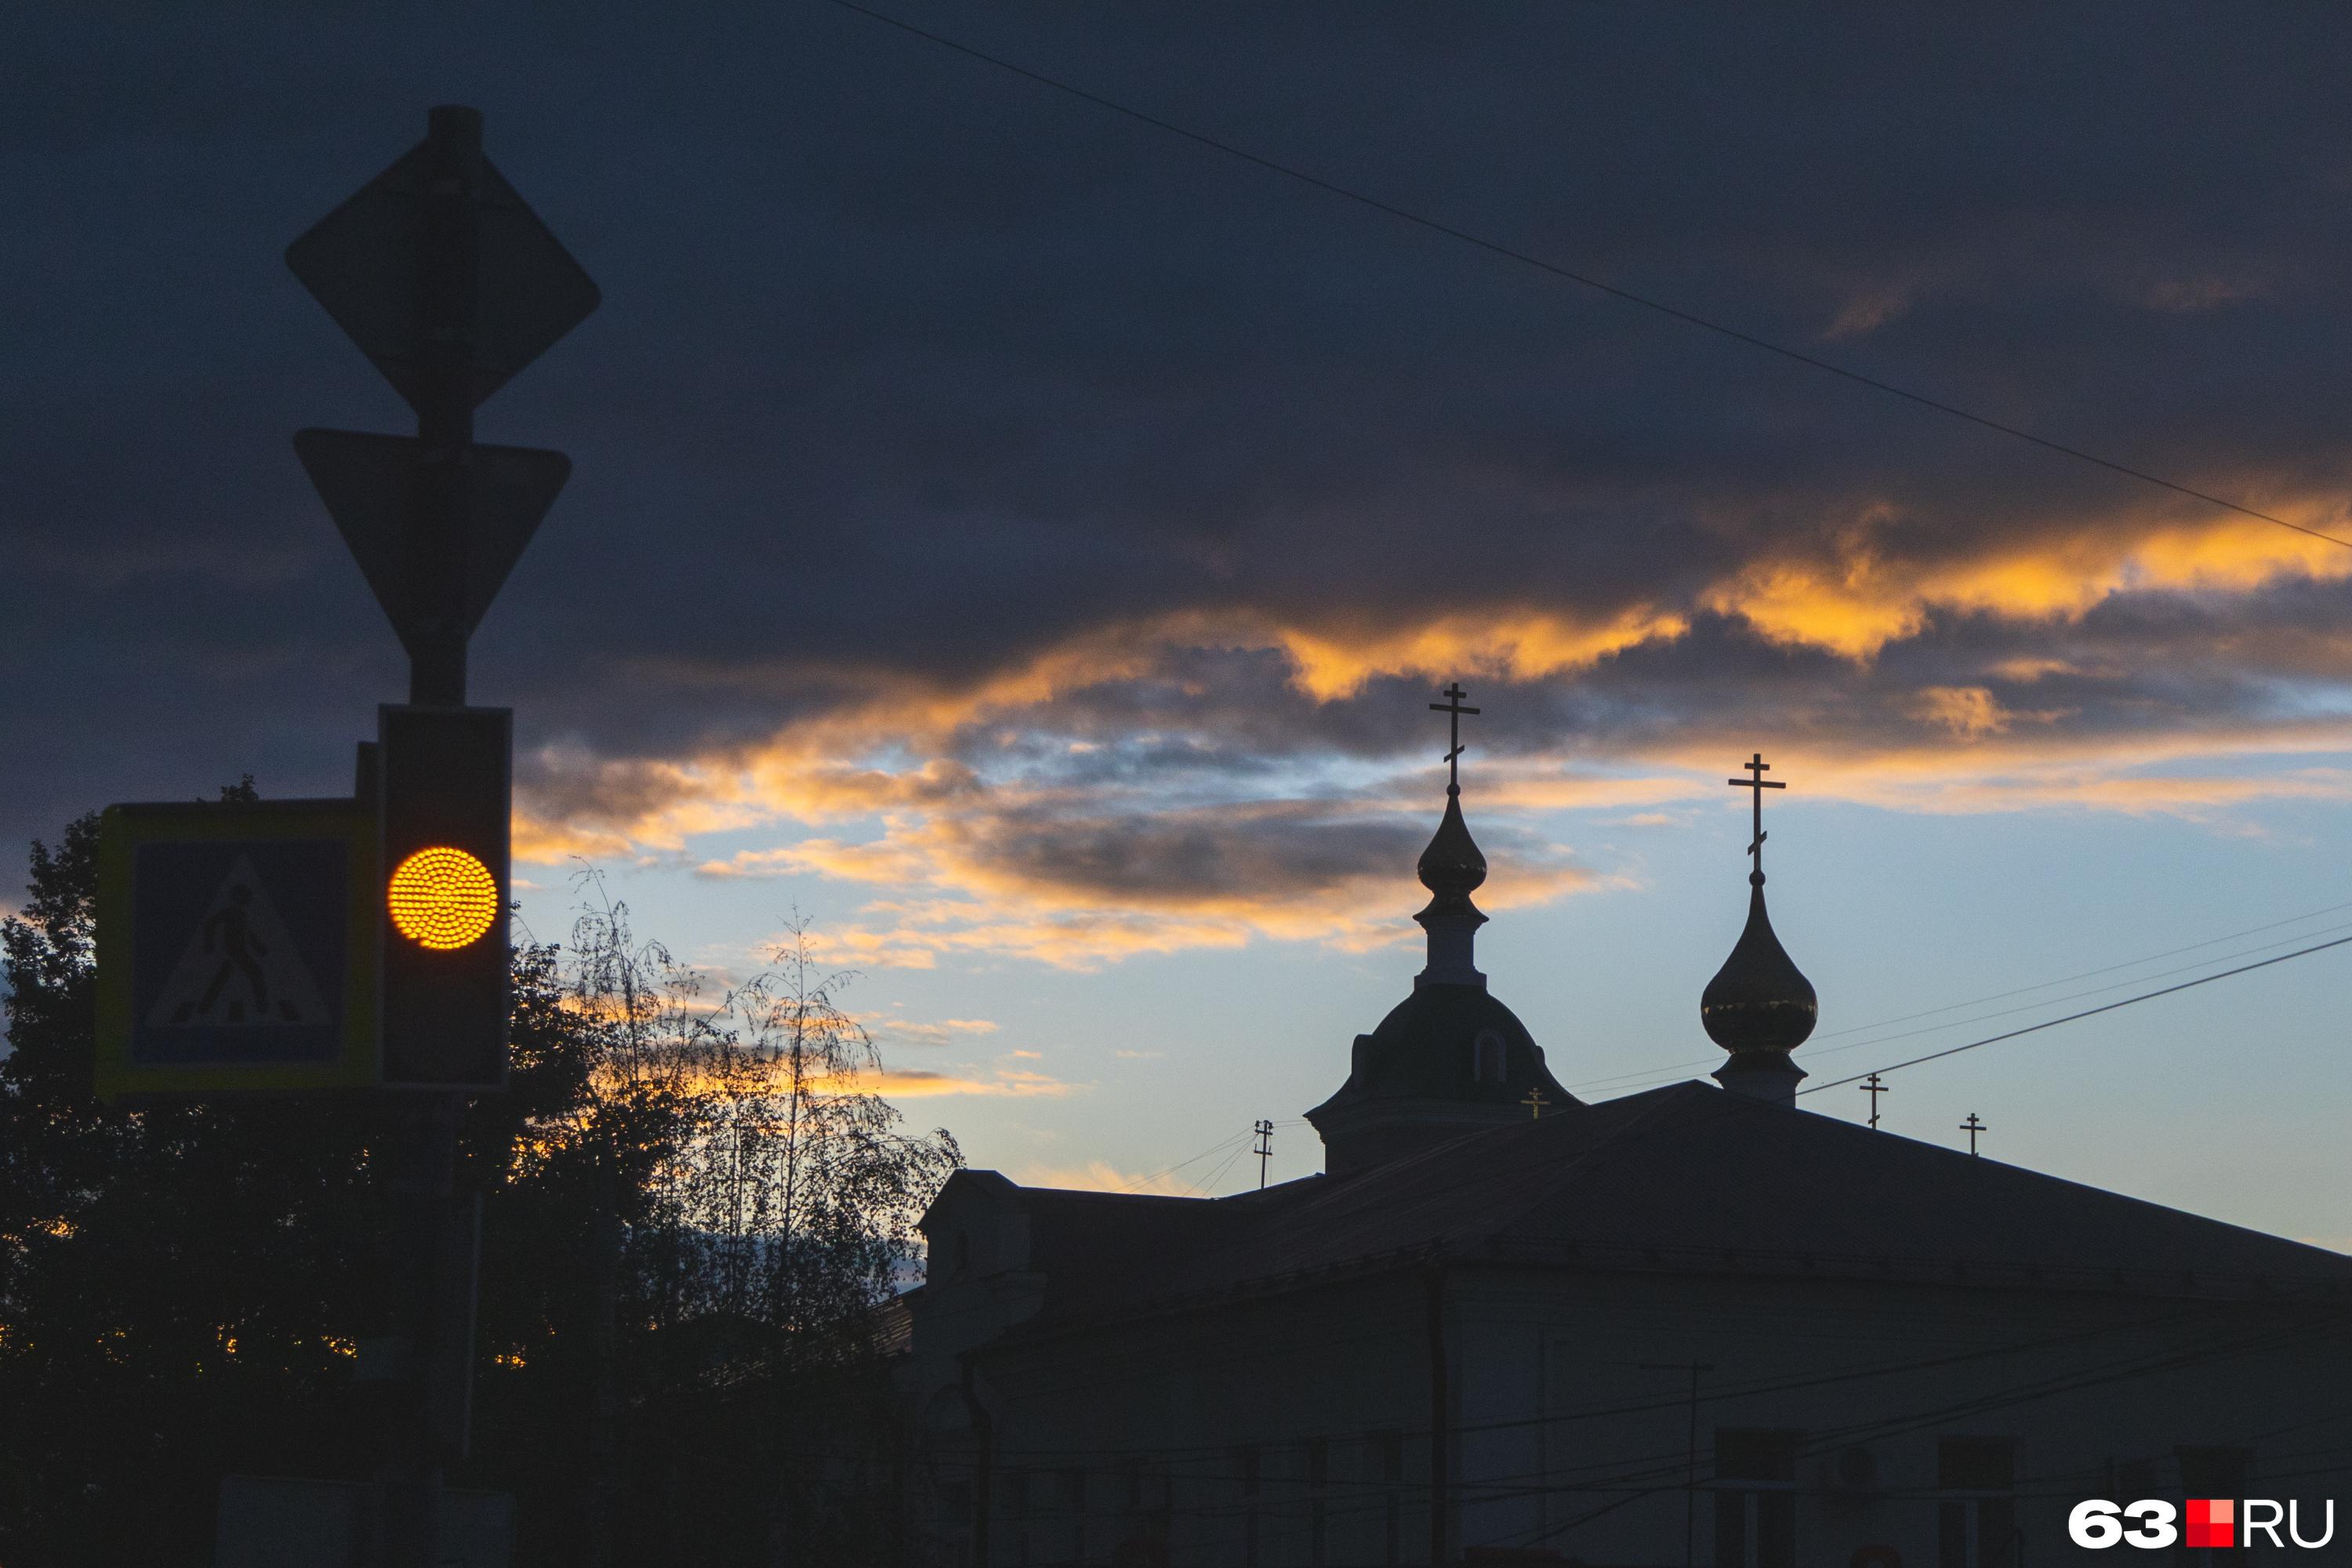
[1411,681,1490,988]
[1702,750,1817,1105]
[1726,751,1786,882]
[1431,681,1480,795]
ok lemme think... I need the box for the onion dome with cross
[1702,752,1818,1107]
[1305,684,1575,1175]
[1414,682,1490,985]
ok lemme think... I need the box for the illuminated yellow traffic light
[376,704,511,1086]
[387,845,499,950]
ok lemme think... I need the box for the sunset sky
[9,5,2352,1246]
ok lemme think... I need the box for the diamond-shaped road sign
[285,132,600,413]
[293,430,571,651]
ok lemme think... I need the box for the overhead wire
[1181,1140,1250,1197]
[1073,1116,1310,1198]
[1804,897,2352,1043]
[1802,919,2352,1061]
[1563,898,2352,1098]
[1799,929,2352,1094]
[817,0,2352,554]
[799,29,2352,1535]
[815,2,2352,1108]
[1115,1130,1252,1192]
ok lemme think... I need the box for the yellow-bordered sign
[96,798,379,1097]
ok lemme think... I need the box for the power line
[1803,916,2352,1063]
[818,0,2352,554]
[1567,898,2352,1097]
[1801,930,2352,1094]
[1181,1140,1250,1198]
[1805,898,2352,1044]
[1120,1130,1250,1191]
[1067,1116,1309,1197]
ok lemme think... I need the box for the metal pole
[383,1093,457,1568]
[409,104,480,710]
[386,103,485,1568]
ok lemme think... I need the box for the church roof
[961,1082,2352,1341]
[1305,982,1567,1113]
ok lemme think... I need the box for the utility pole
[1860,1072,1889,1129]
[1639,1360,1715,1568]
[1962,1112,1988,1156]
[1253,1119,1274,1189]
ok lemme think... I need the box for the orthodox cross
[1252,1118,1275,1189]
[1726,752,1785,873]
[1431,681,1480,793]
[1961,1112,1987,1156]
[1859,1072,1889,1130]
[1522,1087,1550,1120]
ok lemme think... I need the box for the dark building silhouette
[904,722,2352,1567]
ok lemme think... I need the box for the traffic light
[376,704,511,1087]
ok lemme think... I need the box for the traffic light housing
[377,704,511,1088]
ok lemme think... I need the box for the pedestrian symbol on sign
[146,855,328,1029]
[96,798,380,1096]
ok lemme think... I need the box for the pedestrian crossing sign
[96,798,379,1096]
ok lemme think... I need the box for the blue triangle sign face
[293,429,572,650]
[145,855,329,1029]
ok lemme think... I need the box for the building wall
[1454,1265,2350,1567]
[913,1262,2351,1566]
[953,1272,1436,1568]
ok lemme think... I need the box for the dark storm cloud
[9,2,2352,869]
[688,771,1598,971]
[945,797,1431,906]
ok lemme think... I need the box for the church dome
[1701,873,1817,1054]
[1305,683,1579,1174]
[1345,982,1554,1105]
[1417,789,1487,897]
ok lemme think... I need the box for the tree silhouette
[1,803,958,1566]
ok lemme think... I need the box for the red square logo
[2186,1497,2234,1549]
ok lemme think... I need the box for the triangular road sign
[145,855,329,1029]
[285,141,600,413]
[293,430,571,649]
